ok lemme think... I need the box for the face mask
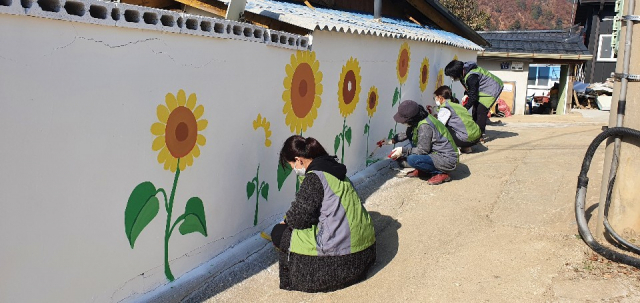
[293,160,306,176]
[434,97,441,106]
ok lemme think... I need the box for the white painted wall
[477,59,530,115]
[0,11,475,303]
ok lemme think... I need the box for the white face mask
[293,159,306,176]
[434,97,441,106]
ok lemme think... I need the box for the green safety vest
[439,100,481,143]
[463,65,504,108]
[412,115,459,162]
[289,171,376,256]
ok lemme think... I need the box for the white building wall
[477,59,530,115]
[0,5,476,302]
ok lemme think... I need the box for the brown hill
[475,0,576,30]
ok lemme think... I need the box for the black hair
[433,85,461,104]
[279,135,329,168]
[405,104,429,126]
[444,60,464,79]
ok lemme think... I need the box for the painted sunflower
[252,113,272,147]
[337,57,361,118]
[396,42,411,85]
[419,57,430,92]
[282,50,323,134]
[366,86,379,118]
[436,68,445,89]
[453,55,459,61]
[151,89,207,172]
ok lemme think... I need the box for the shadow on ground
[485,129,519,140]
[367,211,402,277]
[450,163,471,181]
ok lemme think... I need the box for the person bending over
[433,85,481,154]
[444,60,503,142]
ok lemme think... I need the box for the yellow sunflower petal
[192,144,201,158]
[282,90,291,102]
[152,136,165,151]
[285,64,294,79]
[151,123,166,136]
[310,51,316,62]
[314,95,322,108]
[253,120,260,130]
[179,158,187,171]
[165,93,178,111]
[316,82,323,96]
[193,105,204,120]
[265,139,271,147]
[265,121,270,129]
[177,89,186,106]
[157,147,169,164]
[265,129,272,138]
[185,153,194,167]
[186,93,197,110]
[170,158,178,172]
[197,119,208,131]
[164,159,171,171]
[157,105,169,124]
[197,134,206,146]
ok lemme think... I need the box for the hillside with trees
[440,0,576,31]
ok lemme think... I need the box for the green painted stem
[156,188,168,211]
[365,117,371,164]
[341,118,346,164]
[164,158,181,282]
[253,165,260,226]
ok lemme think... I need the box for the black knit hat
[393,100,420,123]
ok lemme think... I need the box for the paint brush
[369,139,390,157]
[260,231,272,242]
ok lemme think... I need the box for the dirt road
[184,110,640,302]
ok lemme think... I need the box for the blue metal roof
[221,0,483,51]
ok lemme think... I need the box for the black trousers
[471,102,491,135]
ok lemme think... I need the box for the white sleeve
[437,108,451,125]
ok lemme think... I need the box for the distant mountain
[475,0,576,31]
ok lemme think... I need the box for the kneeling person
[390,100,458,185]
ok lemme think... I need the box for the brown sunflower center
[421,65,428,84]
[399,49,409,77]
[291,63,315,119]
[165,106,198,159]
[368,92,377,109]
[342,70,356,105]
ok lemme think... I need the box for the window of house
[528,65,561,87]
[597,34,617,62]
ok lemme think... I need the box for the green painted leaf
[392,87,400,107]
[261,183,269,201]
[364,124,369,135]
[334,134,341,154]
[125,182,160,248]
[277,163,293,191]
[388,129,395,140]
[246,181,255,199]
[345,127,352,146]
[179,197,207,237]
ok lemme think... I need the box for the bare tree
[439,0,491,31]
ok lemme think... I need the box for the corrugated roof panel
[220,0,483,51]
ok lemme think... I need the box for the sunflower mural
[246,114,271,226]
[278,50,323,191]
[419,56,430,93]
[436,68,445,92]
[389,42,411,141]
[333,57,361,164]
[125,89,208,282]
[363,86,380,167]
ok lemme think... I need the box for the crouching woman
[270,135,376,292]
